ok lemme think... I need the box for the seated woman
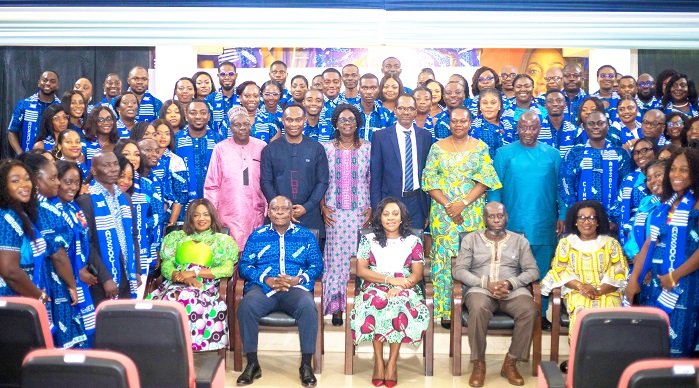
[541,200,628,371]
[147,198,238,352]
[350,197,430,388]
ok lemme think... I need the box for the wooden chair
[344,227,434,376]
[449,231,542,376]
[549,287,570,363]
[143,225,235,366]
[231,228,324,373]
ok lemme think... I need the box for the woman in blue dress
[18,152,87,349]
[468,88,515,159]
[0,159,49,302]
[626,147,699,356]
[56,160,98,345]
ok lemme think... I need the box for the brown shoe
[500,353,524,386]
[468,359,486,387]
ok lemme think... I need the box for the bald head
[73,78,93,102]
[91,151,120,186]
[517,111,541,147]
[484,201,507,234]
[485,201,506,216]
[642,109,665,138]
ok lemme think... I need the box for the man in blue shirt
[269,60,293,106]
[434,81,467,140]
[637,73,662,116]
[302,89,333,142]
[126,66,162,123]
[355,73,395,141]
[339,64,360,105]
[381,57,412,94]
[206,61,240,138]
[540,89,578,158]
[96,73,122,108]
[7,70,61,155]
[236,195,323,387]
[591,65,620,113]
[321,68,346,122]
[562,64,588,125]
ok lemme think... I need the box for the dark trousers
[90,273,132,306]
[237,285,318,354]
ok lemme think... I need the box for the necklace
[674,101,689,108]
[450,135,469,152]
[337,139,354,150]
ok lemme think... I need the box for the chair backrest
[354,227,424,291]
[618,358,699,388]
[22,349,140,388]
[94,300,195,388]
[567,307,670,388]
[0,297,53,387]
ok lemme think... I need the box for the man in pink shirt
[204,106,267,250]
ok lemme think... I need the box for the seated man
[236,195,323,387]
[452,201,539,387]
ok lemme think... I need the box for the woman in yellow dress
[421,106,502,328]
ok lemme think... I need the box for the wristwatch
[38,291,48,303]
[462,199,469,207]
[193,268,201,278]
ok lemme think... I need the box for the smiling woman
[147,198,238,352]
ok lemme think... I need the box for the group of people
[1,56,698,387]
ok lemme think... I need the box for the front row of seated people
[0,149,697,387]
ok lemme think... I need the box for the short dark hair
[619,75,636,84]
[330,103,362,146]
[172,77,194,100]
[477,88,502,120]
[290,74,308,87]
[218,61,237,72]
[322,68,341,78]
[564,200,611,237]
[371,197,413,247]
[269,60,287,70]
[236,80,260,97]
[664,111,688,145]
[282,103,306,116]
[596,65,617,77]
[183,198,223,235]
[412,86,432,98]
[449,106,472,121]
[56,159,84,188]
[260,80,283,95]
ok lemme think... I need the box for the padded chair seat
[259,311,297,327]
[462,310,515,330]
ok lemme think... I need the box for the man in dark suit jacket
[76,151,140,305]
[370,94,432,228]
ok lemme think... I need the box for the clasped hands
[386,276,414,298]
[486,280,512,299]
[444,201,465,225]
[265,274,302,292]
[172,270,202,288]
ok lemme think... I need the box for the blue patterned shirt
[469,114,515,159]
[252,107,283,143]
[8,92,61,152]
[134,90,162,123]
[303,116,334,142]
[565,89,588,125]
[354,101,396,142]
[239,223,323,296]
[206,89,240,140]
[174,126,222,201]
[539,116,578,158]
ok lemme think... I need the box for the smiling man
[204,106,267,251]
[125,66,162,123]
[8,70,61,154]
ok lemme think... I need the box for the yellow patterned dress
[541,234,628,337]
[421,140,501,320]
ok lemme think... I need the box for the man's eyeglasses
[500,73,517,80]
[544,76,562,82]
[638,81,653,88]
[598,73,616,79]
[219,71,236,78]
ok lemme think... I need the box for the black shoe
[441,319,451,330]
[299,363,317,387]
[236,361,261,385]
[332,312,343,326]
[559,360,568,374]
[541,317,552,331]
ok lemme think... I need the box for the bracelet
[193,268,201,278]
[38,291,48,303]
[462,198,469,207]
[669,271,677,287]
[384,275,390,284]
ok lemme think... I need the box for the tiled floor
[221,318,567,387]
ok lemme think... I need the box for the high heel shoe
[384,379,397,387]
[371,378,384,387]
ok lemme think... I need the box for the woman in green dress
[422,106,502,328]
[148,198,238,352]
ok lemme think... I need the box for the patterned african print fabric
[251,107,282,143]
[421,140,502,319]
[350,233,430,345]
[609,169,648,249]
[354,101,395,142]
[468,114,515,159]
[149,229,237,352]
[541,234,628,339]
[7,92,61,152]
[321,141,371,315]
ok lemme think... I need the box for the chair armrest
[194,353,225,388]
[532,281,541,305]
[537,361,565,388]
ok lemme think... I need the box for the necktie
[404,130,413,191]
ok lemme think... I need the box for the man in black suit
[76,151,140,305]
[370,94,432,228]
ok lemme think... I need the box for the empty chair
[618,358,699,388]
[94,300,224,388]
[538,307,670,388]
[0,297,54,388]
[22,349,140,388]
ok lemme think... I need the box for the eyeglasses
[544,76,562,82]
[337,117,357,125]
[577,215,597,223]
[478,75,495,83]
[500,73,517,79]
[396,106,417,112]
[219,71,236,78]
[633,147,653,156]
[642,120,662,127]
[486,214,505,220]
[599,73,616,79]
[667,121,684,128]
[263,92,280,98]
[97,117,114,123]
[638,81,653,88]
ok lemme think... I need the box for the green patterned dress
[421,140,502,320]
[147,229,238,351]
